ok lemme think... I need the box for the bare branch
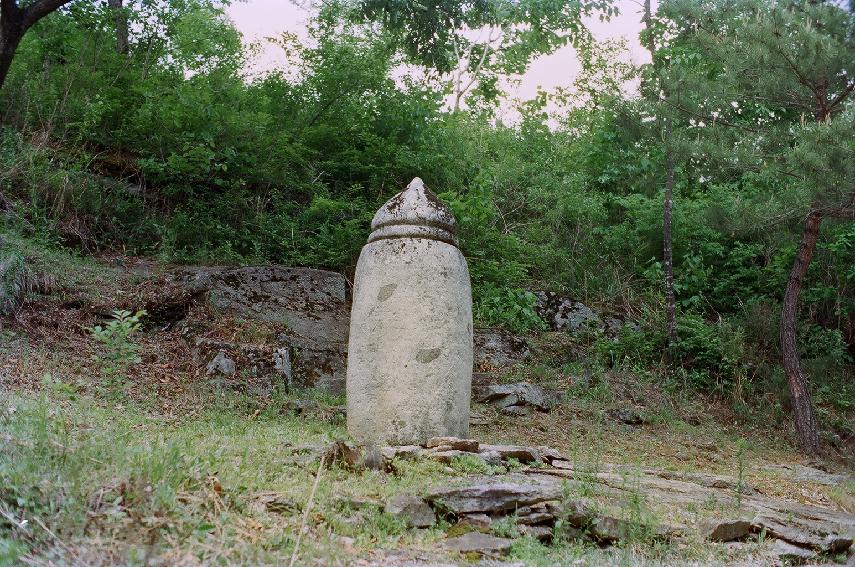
[817,187,855,219]
[20,0,72,30]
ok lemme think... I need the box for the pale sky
[225,0,651,114]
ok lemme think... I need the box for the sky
[224,1,652,113]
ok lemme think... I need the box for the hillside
[1,236,853,565]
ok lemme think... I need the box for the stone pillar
[347,178,473,446]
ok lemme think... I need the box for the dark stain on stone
[377,283,397,301]
[416,347,442,363]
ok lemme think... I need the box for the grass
[1,390,463,565]
[2,385,830,567]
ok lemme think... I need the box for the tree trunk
[642,0,679,353]
[780,210,821,454]
[0,14,24,90]
[1,0,75,92]
[107,0,128,55]
[663,122,678,351]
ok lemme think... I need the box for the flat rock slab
[532,468,854,554]
[764,464,855,487]
[478,444,541,463]
[769,539,817,563]
[703,519,753,542]
[387,494,436,528]
[427,437,480,452]
[442,532,513,555]
[177,266,348,345]
[477,383,555,412]
[427,475,563,514]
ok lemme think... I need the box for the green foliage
[474,285,545,333]
[88,310,146,393]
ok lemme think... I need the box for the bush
[474,284,545,334]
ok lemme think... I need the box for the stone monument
[346,177,473,445]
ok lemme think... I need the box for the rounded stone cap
[368,178,458,246]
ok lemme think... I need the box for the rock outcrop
[290,437,854,561]
[174,264,542,398]
[475,383,555,415]
[534,291,633,337]
[175,265,349,393]
[473,329,531,370]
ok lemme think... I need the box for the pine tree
[659,0,855,452]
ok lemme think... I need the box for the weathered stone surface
[534,291,634,337]
[347,178,473,446]
[769,539,817,564]
[534,466,854,555]
[442,532,513,555]
[426,437,480,452]
[176,265,349,392]
[381,445,425,462]
[473,329,530,370]
[427,476,562,514]
[764,463,855,487]
[516,503,553,525]
[751,509,853,553]
[479,445,541,464]
[537,446,567,464]
[607,407,647,426]
[471,372,494,401]
[518,525,552,541]
[206,350,236,376]
[179,265,347,340]
[477,383,554,412]
[478,450,503,466]
[703,519,752,542]
[456,514,492,531]
[387,494,436,528]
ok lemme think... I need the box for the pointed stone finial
[368,177,458,245]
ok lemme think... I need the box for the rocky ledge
[286,437,854,563]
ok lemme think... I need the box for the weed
[735,438,748,507]
[450,454,492,475]
[491,514,520,538]
[87,309,146,398]
[620,464,659,546]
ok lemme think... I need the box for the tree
[0,0,75,90]
[659,0,855,453]
[641,0,679,354]
[108,0,129,55]
[351,0,616,111]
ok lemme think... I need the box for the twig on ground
[288,452,325,567]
